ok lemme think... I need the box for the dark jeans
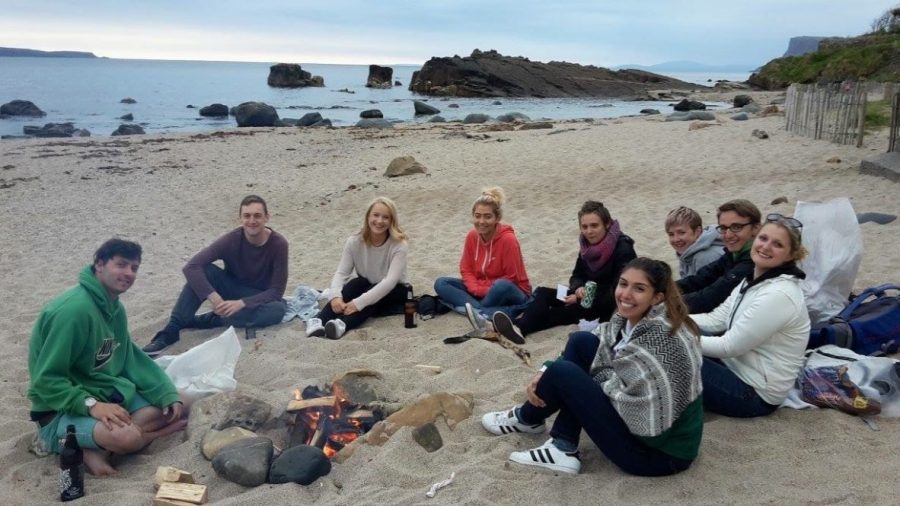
[701,357,779,418]
[433,277,531,317]
[316,277,407,332]
[163,264,287,340]
[516,286,590,336]
[518,331,693,477]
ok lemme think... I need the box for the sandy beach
[1,92,898,505]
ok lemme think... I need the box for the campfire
[287,384,383,458]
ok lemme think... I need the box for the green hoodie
[28,265,179,417]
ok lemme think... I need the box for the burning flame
[290,383,381,459]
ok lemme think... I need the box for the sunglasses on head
[766,213,803,233]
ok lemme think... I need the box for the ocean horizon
[0,57,748,138]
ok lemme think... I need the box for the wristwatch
[84,397,98,410]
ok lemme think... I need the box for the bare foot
[83,449,116,476]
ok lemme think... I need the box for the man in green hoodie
[28,239,186,476]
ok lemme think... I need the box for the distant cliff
[749,32,900,90]
[782,37,828,57]
[410,49,702,98]
[0,47,98,58]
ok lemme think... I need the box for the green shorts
[39,395,151,454]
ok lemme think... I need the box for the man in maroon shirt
[143,195,289,356]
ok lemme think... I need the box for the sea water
[0,57,743,138]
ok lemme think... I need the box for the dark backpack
[809,284,900,356]
[415,294,451,320]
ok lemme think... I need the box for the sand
[1,92,898,505]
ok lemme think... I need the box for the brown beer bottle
[404,284,417,328]
[59,424,85,501]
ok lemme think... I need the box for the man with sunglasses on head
[142,195,289,356]
[676,199,761,313]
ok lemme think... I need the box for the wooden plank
[154,466,194,490]
[154,499,197,506]
[287,396,336,411]
[156,482,208,505]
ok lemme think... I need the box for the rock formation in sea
[267,64,325,88]
[409,49,700,98]
[366,65,393,88]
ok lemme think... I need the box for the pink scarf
[579,220,621,272]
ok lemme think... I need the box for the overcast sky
[0,1,892,67]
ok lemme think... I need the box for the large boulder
[1,100,46,117]
[413,100,440,115]
[665,111,716,121]
[234,102,279,127]
[356,118,393,128]
[673,99,706,111]
[268,445,331,485]
[496,112,530,123]
[463,113,490,124]
[360,109,384,119]
[297,112,323,127]
[409,48,700,97]
[111,124,146,136]
[267,63,324,88]
[385,156,427,177]
[199,103,229,117]
[23,122,78,138]
[120,97,137,104]
[367,65,393,88]
[733,94,753,108]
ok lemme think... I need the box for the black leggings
[316,277,407,331]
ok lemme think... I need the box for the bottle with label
[404,283,417,328]
[59,424,85,502]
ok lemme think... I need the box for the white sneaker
[509,439,581,475]
[465,302,490,332]
[324,319,347,340]
[481,407,546,436]
[305,318,325,337]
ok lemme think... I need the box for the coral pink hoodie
[459,223,531,298]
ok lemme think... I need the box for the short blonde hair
[360,196,408,245]
[472,187,506,220]
[665,206,702,231]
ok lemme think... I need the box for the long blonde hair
[471,186,506,220]
[360,196,407,245]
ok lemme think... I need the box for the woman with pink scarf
[493,201,636,343]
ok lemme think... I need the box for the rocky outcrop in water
[200,103,229,117]
[234,102,279,127]
[409,49,700,98]
[367,65,393,88]
[267,63,325,88]
[1,100,46,117]
[22,122,89,137]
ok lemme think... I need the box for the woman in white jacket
[692,215,811,417]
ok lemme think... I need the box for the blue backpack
[809,284,900,356]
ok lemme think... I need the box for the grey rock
[24,122,78,138]
[519,121,553,130]
[741,102,762,114]
[666,111,715,122]
[186,104,196,108]
[859,151,900,182]
[1,100,46,117]
[770,96,786,105]
[111,124,146,136]
[119,113,133,121]
[412,423,443,452]
[394,80,402,86]
[217,394,273,432]
[355,118,393,129]
[74,129,91,137]
[733,94,753,108]
[639,109,660,115]
[297,112,323,127]
[367,65,393,88]
[200,103,229,117]
[268,445,332,485]
[120,97,137,104]
[428,115,446,123]
[731,113,749,121]
[278,118,298,127]
[234,101,279,127]
[448,104,460,109]
[384,156,427,177]
[268,63,323,87]
[771,196,789,205]
[413,100,440,115]
[752,129,769,139]
[310,119,332,127]
[201,426,257,460]
[463,113,490,124]
[360,109,384,119]
[212,437,273,487]
[492,100,502,105]
[857,212,897,225]
[496,112,530,123]
[673,99,706,111]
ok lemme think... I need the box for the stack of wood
[153,466,207,506]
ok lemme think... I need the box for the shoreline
[1,106,897,504]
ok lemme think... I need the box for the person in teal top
[28,239,186,476]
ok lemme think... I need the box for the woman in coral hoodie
[434,187,532,324]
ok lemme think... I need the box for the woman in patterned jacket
[481,257,704,476]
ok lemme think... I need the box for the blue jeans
[701,357,779,418]
[517,331,693,476]
[163,264,287,339]
[433,277,531,317]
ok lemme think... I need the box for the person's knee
[568,331,598,348]
[102,425,145,454]
[491,279,517,291]
[252,301,287,327]
[544,360,581,381]
[434,277,450,292]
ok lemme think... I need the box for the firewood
[154,466,194,490]
[154,499,196,506]
[155,482,208,505]
[414,364,442,374]
[286,396,336,411]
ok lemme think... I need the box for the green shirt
[28,265,179,417]
[637,396,704,461]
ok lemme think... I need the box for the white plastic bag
[154,326,241,401]
[794,198,863,325]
